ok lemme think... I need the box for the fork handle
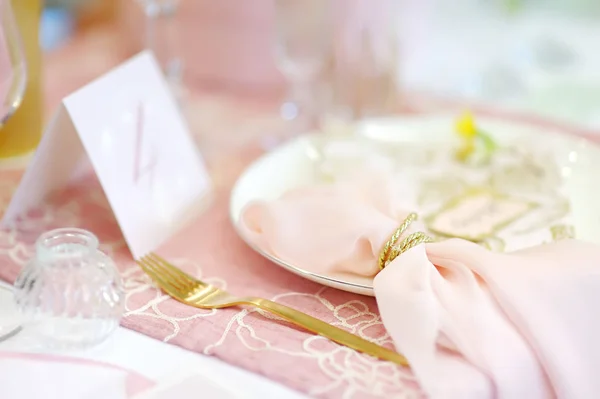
[249,298,408,366]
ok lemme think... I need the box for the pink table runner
[0,145,422,398]
[13,15,596,398]
[0,105,598,398]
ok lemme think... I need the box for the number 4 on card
[133,102,157,187]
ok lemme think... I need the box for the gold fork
[137,253,408,367]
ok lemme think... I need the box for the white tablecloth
[0,280,307,399]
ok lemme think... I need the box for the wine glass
[0,0,26,126]
[0,0,26,340]
[326,0,401,126]
[272,0,331,135]
[136,0,184,102]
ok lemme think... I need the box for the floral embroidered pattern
[0,112,583,398]
[0,173,422,399]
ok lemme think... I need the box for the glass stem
[143,1,182,86]
[161,1,182,85]
[143,1,159,58]
[284,79,314,121]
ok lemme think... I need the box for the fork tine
[136,258,183,297]
[142,254,191,291]
[141,255,184,289]
[148,253,204,288]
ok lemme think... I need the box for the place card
[426,188,537,242]
[2,51,212,259]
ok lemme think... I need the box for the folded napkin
[0,352,238,399]
[0,352,154,399]
[240,165,600,398]
[241,163,418,277]
[133,371,238,399]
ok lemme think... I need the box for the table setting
[1,0,600,398]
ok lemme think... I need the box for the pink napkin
[0,352,237,399]
[132,372,237,399]
[241,163,417,277]
[240,167,600,398]
[0,352,154,399]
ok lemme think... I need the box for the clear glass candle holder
[13,228,124,349]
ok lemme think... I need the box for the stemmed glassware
[136,0,184,101]
[0,0,26,340]
[272,0,331,136]
[326,0,400,125]
[272,0,403,140]
[0,0,26,126]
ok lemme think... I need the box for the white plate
[230,115,600,296]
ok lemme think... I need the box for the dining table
[1,7,600,399]
[0,277,307,398]
[0,23,309,399]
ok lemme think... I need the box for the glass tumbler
[13,228,124,349]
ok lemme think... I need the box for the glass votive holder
[13,228,124,350]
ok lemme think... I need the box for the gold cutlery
[137,253,408,367]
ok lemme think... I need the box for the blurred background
[11,0,600,157]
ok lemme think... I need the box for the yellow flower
[455,110,477,160]
[454,110,498,164]
[455,111,477,139]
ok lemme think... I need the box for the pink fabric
[0,106,598,397]
[0,150,425,398]
[376,239,600,399]
[2,129,600,398]
[7,14,595,397]
[241,167,600,398]
[240,162,416,277]
[0,351,154,397]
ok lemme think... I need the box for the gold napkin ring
[378,213,433,270]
